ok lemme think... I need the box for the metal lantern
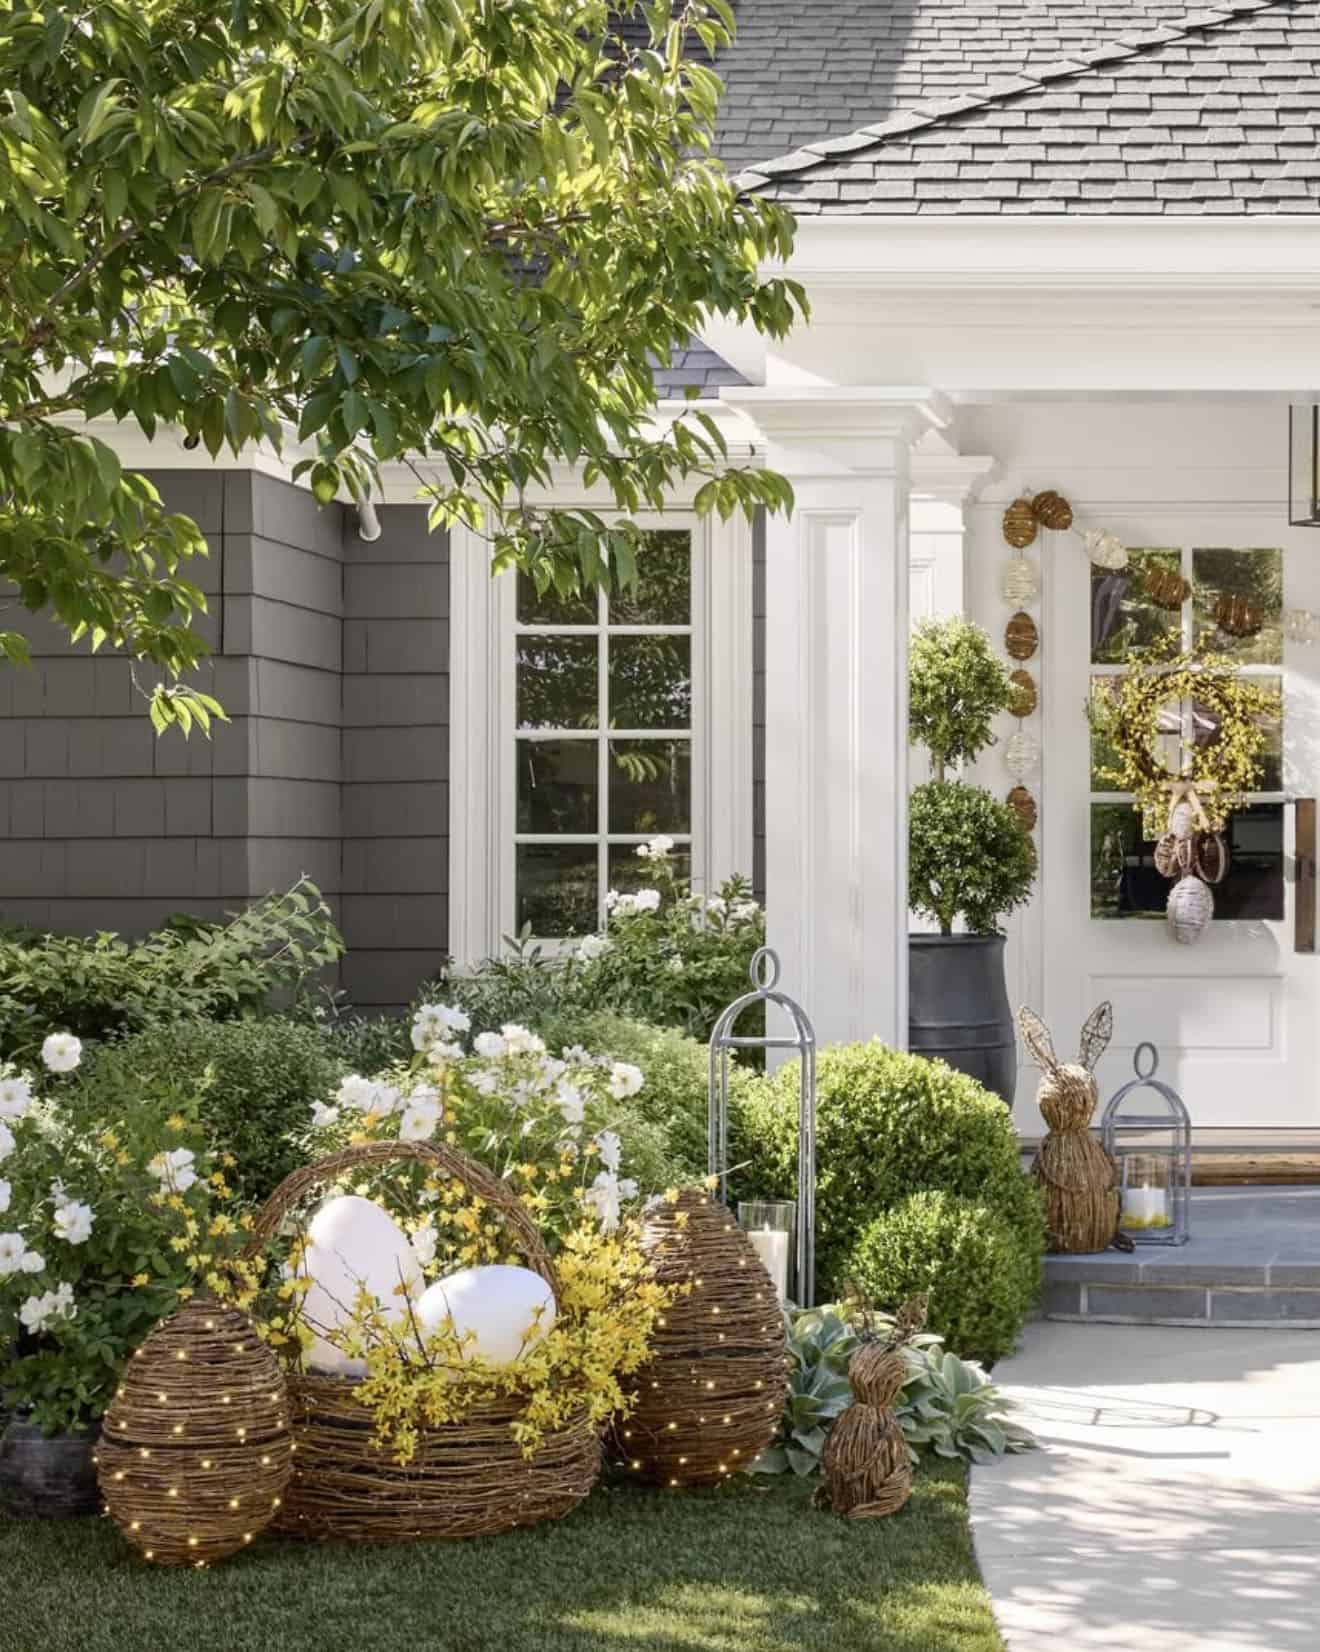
[1101,1043,1191,1246]
[709,947,817,1307]
[1289,404,1320,526]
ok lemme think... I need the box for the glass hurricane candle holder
[1119,1153,1172,1233]
[737,1201,795,1306]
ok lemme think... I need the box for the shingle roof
[732,0,1320,213]
[712,1,1204,171]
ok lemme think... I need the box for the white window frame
[449,504,753,965]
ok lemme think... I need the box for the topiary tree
[907,616,1035,935]
[847,1191,1037,1363]
[909,618,1013,781]
[733,1040,1045,1328]
[909,781,1037,935]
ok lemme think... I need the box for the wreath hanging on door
[1088,642,1280,834]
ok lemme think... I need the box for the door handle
[1296,797,1316,954]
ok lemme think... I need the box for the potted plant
[907,618,1037,1102]
[0,1038,224,1516]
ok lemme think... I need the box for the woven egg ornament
[1167,874,1214,945]
[1153,833,1185,879]
[1214,592,1263,639]
[1001,555,1040,606]
[1142,564,1191,611]
[1194,832,1230,886]
[1169,799,1195,841]
[1007,669,1038,719]
[1031,489,1074,531]
[612,1190,788,1488]
[1007,786,1038,832]
[1085,529,1129,571]
[1005,611,1039,661]
[1004,730,1040,779]
[98,1298,293,1567]
[1002,498,1038,549]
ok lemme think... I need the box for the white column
[721,388,951,1049]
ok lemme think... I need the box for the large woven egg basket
[612,1190,789,1488]
[242,1141,601,1543]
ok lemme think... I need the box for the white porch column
[722,388,951,1049]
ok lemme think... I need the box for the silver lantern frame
[709,946,817,1307]
[1101,1042,1192,1247]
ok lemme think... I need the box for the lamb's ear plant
[752,1304,1035,1476]
[907,617,1037,934]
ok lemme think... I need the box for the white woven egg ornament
[1085,529,1129,571]
[1169,800,1195,841]
[1001,555,1040,605]
[1167,874,1213,945]
[1004,731,1041,780]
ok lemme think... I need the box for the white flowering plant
[0,1040,244,1435]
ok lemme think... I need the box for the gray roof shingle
[729,0,1320,214]
[650,340,750,399]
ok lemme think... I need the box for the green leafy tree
[0,0,803,727]
[909,617,1013,780]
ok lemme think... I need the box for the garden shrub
[0,878,343,1063]
[735,1040,1044,1341]
[847,1192,1036,1362]
[85,1016,342,1201]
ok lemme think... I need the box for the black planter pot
[0,1418,100,1518]
[908,933,1016,1104]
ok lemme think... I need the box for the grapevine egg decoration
[1167,874,1214,946]
[1031,489,1074,532]
[1002,498,1038,550]
[1005,611,1039,661]
[611,1190,789,1489]
[1007,785,1038,833]
[1001,554,1040,606]
[1214,591,1264,640]
[97,1298,293,1568]
[1142,563,1191,612]
[1007,669,1038,720]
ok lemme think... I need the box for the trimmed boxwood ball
[735,1040,1044,1345]
[847,1192,1034,1363]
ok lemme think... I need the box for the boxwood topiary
[846,1191,1037,1362]
[734,1040,1044,1341]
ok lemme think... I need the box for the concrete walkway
[969,1321,1320,1652]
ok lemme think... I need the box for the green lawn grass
[0,1464,1003,1652]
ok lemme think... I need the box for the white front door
[1042,509,1320,1130]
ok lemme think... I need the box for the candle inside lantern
[747,1224,790,1303]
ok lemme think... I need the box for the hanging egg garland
[1031,489,1074,532]
[1002,498,1038,549]
[1005,611,1039,661]
[1007,786,1038,832]
[1214,591,1263,639]
[1086,528,1129,570]
[1001,554,1040,605]
[1004,730,1041,779]
[1007,668,1038,719]
[1143,564,1191,612]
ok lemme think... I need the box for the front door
[1041,510,1320,1130]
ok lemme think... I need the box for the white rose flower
[0,1121,13,1163]
[561,1044,592,1066]
[310,1101,340,1129]
[556,1082,585,1126]
[50,1281,76,1317]
[608,1062,644,1100]
[19,1285,75,1334]
[371,1083,402,1116]
[19,1249,45,1274]
[640,835,673,860]
[473,1031,506,1060]
[411,1223,438,1268]
[398,1100,441,1142]
[425,1040,465,1068]
[40,1033,82,1073]
[471,1071,499,1096]
[0,1072,33,1121]
[577,934,612,961]
[148,1147,197,1194]
[585,1171,639,1234]
[0,1179,9,1216]
[604,889,621,911]
[335,1074,379,1112]
[0,1231,25,1275]
[634,888,661,914]
[594,1130,622,1173]
[53,1200,94,1247]
[500,1023,546,1056]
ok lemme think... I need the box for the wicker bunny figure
[1018,1003,1119,1254]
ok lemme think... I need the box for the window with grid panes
[514,530,695,937]
[1089,545,1284,920]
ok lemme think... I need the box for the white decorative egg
[1167,874,1214,945]
[299,1196,422,1376]
[1169,800,1195,841]
[414,1265,556,1367]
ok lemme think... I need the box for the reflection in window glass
[516,739,597,834]
[608,842,692,894]
[516,635,598,730]
[1192,547,1283,665]
[608,740,691,834]
[516,843,599,936]
[1192,675,1283,795]
[609,635,692,729]
[610,530,692,625]
[1091,549,1182,664]
[1089,676,1181,791]
[1089,803,1284,922]
[517,573,595,627]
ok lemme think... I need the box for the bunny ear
[1079,1001,1114,1072]
[1017,1006,1059,1073]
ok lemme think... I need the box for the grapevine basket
[242,1141,601,1543]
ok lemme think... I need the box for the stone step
[1041,1186,1320,1327]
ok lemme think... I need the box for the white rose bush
[0,1041,245,1436]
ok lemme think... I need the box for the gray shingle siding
[0,471,448,1012]
[736,0,1319,214]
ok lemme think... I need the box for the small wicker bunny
[818,1295,926,1521]
[1018,1003,1120,1254]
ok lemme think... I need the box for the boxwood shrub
[735,1041,1044,1354]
